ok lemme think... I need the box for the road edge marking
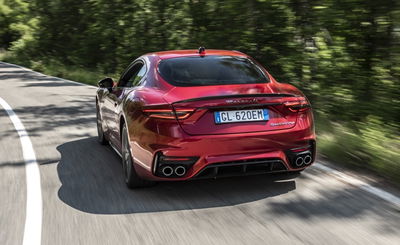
[0,61,97,88]
[310,163,400,208]
[0,97,42,245]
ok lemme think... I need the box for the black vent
[193,158,287,179]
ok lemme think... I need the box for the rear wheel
[121,123,155,188]
[96,103,108,145]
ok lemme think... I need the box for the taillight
[284,98,310,112]
[143,108,194,120]
[175,109,195,119]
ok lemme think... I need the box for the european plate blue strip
[214,112,221,123]
[263,109,269,120]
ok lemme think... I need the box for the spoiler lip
[171,93,297,105]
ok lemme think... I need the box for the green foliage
[0,0,399,182]
[1,1,32,40]
[317,116,400,183]
[37,64,105,86]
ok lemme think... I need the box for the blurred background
[0,0,399,183]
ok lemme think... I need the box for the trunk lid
[163,85,302,136]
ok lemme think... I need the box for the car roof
[144,49,248,60]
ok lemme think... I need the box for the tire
[121,123,155,188]
[96,103,108,145]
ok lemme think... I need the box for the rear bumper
[192,158,288,179]
[130,121,316,181]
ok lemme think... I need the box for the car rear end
[134,51,315,181]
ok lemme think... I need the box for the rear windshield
[158,56,269,86]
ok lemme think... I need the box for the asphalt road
[0,62,399,245]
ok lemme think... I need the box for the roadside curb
[309,161,400,208]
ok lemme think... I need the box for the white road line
[310,163,400,207]
[0,97,42,245]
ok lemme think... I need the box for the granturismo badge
[270,121,295,126]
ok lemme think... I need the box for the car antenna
[198,47,206,56]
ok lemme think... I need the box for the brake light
[143,109,194,120]
[175,109,195,119]
[284,98,310,112]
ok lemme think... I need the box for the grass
[0,51,107,86]
[2,50,399,184]
[316,115,400,184]
[31,61,103,86]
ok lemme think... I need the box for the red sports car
[96,48,316,188]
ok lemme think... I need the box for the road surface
[0,62,399,245]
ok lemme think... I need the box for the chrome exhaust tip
[161,166,174,177]
[295,157,304,167]
[304,155,312,165]
[175,166,186,177]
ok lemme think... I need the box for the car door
[105,60,147,149]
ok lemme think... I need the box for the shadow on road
[0,100,96,138]
[0,63,96,139]
[57,137,296,214]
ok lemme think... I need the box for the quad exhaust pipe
[288,143,315,168]
[295,154,312,167]
[304,155,312,165]
[161,166,174,177]
[160,165,187,177]
[175,166,186,176]
[155,153,198,177]
[295,156,304,167]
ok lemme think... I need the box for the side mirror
[98,77,114,92]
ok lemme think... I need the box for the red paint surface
[97,49,316,181]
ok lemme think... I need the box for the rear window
[158,56,269,86]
